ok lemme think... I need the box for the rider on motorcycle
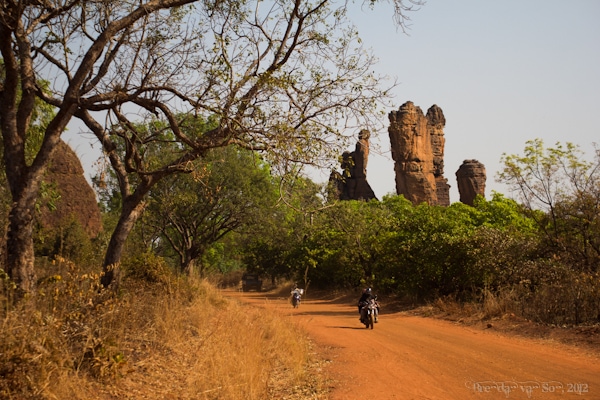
[291,283,303,306]
[358,287,379,323]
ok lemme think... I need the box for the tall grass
[0,258,323,399]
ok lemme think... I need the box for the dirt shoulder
[407,303,600,358]
[225,289,600,400]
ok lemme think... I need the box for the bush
[514,270,600,325]
[121,252,174,285]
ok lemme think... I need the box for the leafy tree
[144,146,279,276]
[470,192,537,231]
[0,0,421,292]
[379,203,477,297]
[302,199,393,288]
[498,140,588,216]
[240,174,324,284]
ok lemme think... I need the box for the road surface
[225,290,600,400]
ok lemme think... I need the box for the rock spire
[330,129,377,201]
[388,101,450,206]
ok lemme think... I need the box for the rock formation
[388,101,450,206]
[426,105,451,206]
[330,130,377,201]
[38,140,102,238]
[455,159,486,206]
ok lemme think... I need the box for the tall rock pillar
[426,105,450,206]
[388,101,449,205]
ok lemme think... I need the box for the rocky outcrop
[330,130,377,201]
[38,140,102,238]
[388,101,450,206]
[456,159,486,206]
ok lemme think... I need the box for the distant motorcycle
[291,288,303,308]
[360,297,379,329]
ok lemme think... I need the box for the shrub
[121,252,174,285]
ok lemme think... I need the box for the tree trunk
[6,200,36,295]
[3,133,63,295]
[182,258,195,277]
[101,196,147,288]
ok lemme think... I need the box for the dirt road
[225,290,600,400]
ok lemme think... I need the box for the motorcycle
[360,298,379,329]
[291,288,303,308]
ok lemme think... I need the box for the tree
[1,0,420,293]
[0,0,204,293]
[498,139,600,271]
[144,146,278,275]
[239,173,325,285]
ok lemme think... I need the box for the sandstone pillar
[456,159,486,206]
[329,130,377,201]
[388,101,438,205]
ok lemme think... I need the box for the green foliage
[142,145,279,275]
[202,241,245,274]
[237,174,324,282]
[471,192,537,231]
[301,199,390,288]
[239,192,545,298]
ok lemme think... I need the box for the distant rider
[291,283,302,306]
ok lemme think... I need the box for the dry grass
[0,258,326,399]
[422,289,518,324]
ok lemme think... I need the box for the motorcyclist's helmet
[366,287,372,294]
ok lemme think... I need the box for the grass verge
[0,258,327,399]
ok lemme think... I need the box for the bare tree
[0,0,421,292]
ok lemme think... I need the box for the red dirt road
[225,290,600,400]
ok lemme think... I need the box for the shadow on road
[328,326,372,330]
[289,309,355,317]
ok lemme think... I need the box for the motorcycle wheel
[368,313,375,329]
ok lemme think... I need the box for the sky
[336,0,600,201]
[64,0,600,203]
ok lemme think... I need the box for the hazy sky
[337,0,600,201]
[65,1,600,203]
